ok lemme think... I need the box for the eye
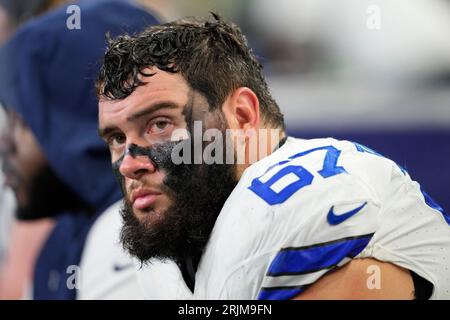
[107,133,126,148]
[148,118,172,135]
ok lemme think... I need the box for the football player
[97,14,450,300]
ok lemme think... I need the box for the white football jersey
[78,200,143,299]
[136,259,193,299]
[194,137,450,299]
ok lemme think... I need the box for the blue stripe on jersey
[267,233,374,277]
[257,285,306,300]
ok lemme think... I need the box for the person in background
[0,0,70,45]
[0,0,159,299]
[0,0,70,300]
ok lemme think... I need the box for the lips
[131,189,162,210]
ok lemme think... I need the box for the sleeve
[218,156,384,300]
[356,165,450,299]
[254,184,382,300]
[342,141,450,299]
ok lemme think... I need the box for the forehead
[98,68,190,121]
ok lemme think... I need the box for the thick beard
[119,159,237,265]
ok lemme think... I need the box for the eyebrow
[127,101,179,122]
[98,101,180,140]
[98,126,117,140]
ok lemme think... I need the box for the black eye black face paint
[111,89,201,192]
[119,136,238,270]
[111,140,186,194]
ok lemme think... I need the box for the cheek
[111,151,125,167]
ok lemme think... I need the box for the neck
[235,129,286,180]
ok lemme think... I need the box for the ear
[222,87,260,131]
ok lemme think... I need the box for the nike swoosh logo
[327,202,367,225]
[113,263,134,272]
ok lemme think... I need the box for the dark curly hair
[96,13,284,129]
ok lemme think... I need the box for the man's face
[98,67,238,263]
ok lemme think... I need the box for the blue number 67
[249,146,346,205]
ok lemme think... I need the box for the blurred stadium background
[1,0,449,261]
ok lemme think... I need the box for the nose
[119,152,157,180]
